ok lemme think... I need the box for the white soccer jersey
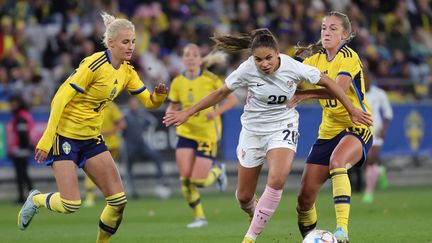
[365,85,393,135]
[225,54,321,134]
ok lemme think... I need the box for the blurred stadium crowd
[0,0,431,110]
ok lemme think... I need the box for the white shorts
[236,125,299,168]
[373,136,383,146]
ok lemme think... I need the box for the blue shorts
[306,127,373,167]
[176,136,217,160]
[45,134,108,168]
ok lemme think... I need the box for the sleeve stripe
[70,83,85,93]
[337,71,352,78]
[88,53,106,69]
[342,47,353,57]
[130,86,146,95]
[90,59,107,72]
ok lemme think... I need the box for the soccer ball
[302,229,337,243]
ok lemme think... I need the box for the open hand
[287,93,308,108]
[34,148,48,164]
[154,82,168,95]
[163,110,190,127]
[349,108,373,127]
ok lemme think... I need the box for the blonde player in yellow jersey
[17,12,167,243]
[166,43,237,228]
[290,11,374,243]
[83,102,126,207]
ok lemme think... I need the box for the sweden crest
[62,142,71,155]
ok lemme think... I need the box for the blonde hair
[100,12,135,48]
[295,11,355,59]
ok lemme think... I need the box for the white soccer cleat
[216,163,228,192]
[18,189,40,230]
[153,184,172,200]
[187,218,208,228]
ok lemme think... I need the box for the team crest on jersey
[62,142,71,155]
[109,87,117,100]
[287,80,294,89]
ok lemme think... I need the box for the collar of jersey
[324,42,347,62]
[106,49,120,70]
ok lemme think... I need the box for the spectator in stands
[7,95,34,204]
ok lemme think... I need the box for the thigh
[52,160,81,200]
[191,156,213,179]
[266,148,295,190]
[83,151,124,197]
[176,148,195,177]
[297,163,329,209]
[330,135,364,169]
[237,163,262,200]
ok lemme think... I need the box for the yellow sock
[180,177,205,219]
[84,175,96,202]
[97,192,127,243]
[330,168,351,233]
[297,204,317,237]
[33,192,81,214]
[190,167,221,188]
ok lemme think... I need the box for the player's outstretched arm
[163,84,232,127]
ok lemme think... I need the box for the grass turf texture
[2,186,430,243]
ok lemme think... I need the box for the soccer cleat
[333,227,349,243]
[362,193,374,203]
[241,237,255,243]
[378,165,389,190]
[187,218,208,228]
[82,199,95,207]
[153,184,172,200]
[18,189,40,230]
[216,163,228,192]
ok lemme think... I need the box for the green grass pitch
[2,186,431,242]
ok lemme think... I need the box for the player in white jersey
[363,70,393,203]
[163,28,371,243]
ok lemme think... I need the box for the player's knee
[235,190,254,204]
[329,157,346,170]
[267,176,286,190]
[61,199,81,214]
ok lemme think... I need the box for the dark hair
[295,11,355,59]
[9,95,29,113]
[211,28,278,52]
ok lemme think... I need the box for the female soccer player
[363,70,392,203]
[291,11,374,242]
[17,12,167,243]
[164,28,371,243]
[166,43,237,228]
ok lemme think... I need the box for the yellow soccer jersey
[303,45,373,139]
[168,70,224,142]
[37,50,163,152]
[101,102,123,150]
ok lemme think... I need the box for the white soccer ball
[302,229,337,243]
